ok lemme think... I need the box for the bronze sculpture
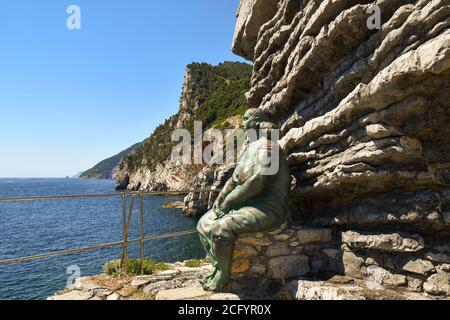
[197,108,290,292]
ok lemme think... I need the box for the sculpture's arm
[221,171,272,211]
[212,178,235,211]
[220,146,276,214]
[217,147,277,217]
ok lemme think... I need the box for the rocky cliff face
[219,0,450,297]
[232,0,450,235]
[115,61,252,192]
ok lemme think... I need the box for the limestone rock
[401,259,435,276]
[106,292,120,301]
[342,231,425,253]
[175,265,213,275]
[297,228,332,244]
[74,277,106,292]
[131,276,154,288]
[265,242,291,257]
[407,276,424,293]
[287,280,366,301]
[267,255,309,279]
[210,293,241,300]
[366,265,407,288]
[342,249,366,279]
[425,252,450,264]
[47,290,92,301]
[437,264,450,273]
[230,0,450,239]
[143,281,173,296]
[288,278,434,300]
[249,263,267,275]
[423,273,450,296]
[274,234,291,241]
[155,287,210,300]
[183,164,236,216]
[238,235,272,246]
[232,0,279,61]
[113,61,251,218]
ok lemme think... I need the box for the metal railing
[0,190,216,273]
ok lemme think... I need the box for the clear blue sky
[0,0,247,178]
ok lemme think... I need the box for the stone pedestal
[229,224,337,292]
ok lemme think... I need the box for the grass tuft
[103,258,169,276]
[184,259,204,268]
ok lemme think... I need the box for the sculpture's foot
[200,266,218,286]
[203,269,229,293]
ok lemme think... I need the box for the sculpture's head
[243,108,269,130]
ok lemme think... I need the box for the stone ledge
[229,226,450,298]
[287,277,437,301]
[155,287,210,300]
[229,224,336,291]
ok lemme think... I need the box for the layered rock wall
[232,0,450,233]
[230,226,449,297]
[228,0,450,298]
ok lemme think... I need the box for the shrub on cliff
[103,258,169,276]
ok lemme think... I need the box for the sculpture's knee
[197,210,214,238]
[197,218,207,238]
[211,219,235,243]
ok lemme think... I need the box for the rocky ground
[48,262,242,301]
[48,215,450,301]
[48,260,447,301]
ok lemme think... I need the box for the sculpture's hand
[212,197,223,211]
[211,199,231,220]
[219,200,232,215]
[212,178,234,211]
[212,190,225,210]
[214,209,227,220]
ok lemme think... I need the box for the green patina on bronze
[197,108,291,292]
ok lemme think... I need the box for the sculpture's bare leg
[204,235,234,292]
[198,233,219,285]
[202,219,237,292]
[197,211,221,286]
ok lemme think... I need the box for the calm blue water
[0,178,204,300]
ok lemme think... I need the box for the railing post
[121,193,128,273]
[126,194,135,239]
[139,193,145,274]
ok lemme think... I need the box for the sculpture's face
[243,110,259,131]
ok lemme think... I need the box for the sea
[0,178,204,300]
